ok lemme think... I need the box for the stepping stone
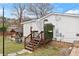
[69,47,72,50]
[17,49,32,54]
[70,47,79,56]
[8,53,17,56]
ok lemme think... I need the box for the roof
[21,19,36,24]
[22,13,79,24]
[37,13,79,21]
[7,25,23,33]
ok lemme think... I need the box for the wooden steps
[25,39,40,51]
[25,47,33,51]
[24,31,45,52]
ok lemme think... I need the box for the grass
[4,36,24,55]
[0,36,24,55]
[17,44,60,56]
[0,36,3,54]
[0,23,8,27]
[0,36,61,56]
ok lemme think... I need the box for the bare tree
[27,3,54,19]
[12,3,27,23]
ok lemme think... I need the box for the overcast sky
[0,3,79,18]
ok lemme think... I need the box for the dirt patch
[73,41,79,48]
[0,32,11,36]
[49,40,73,48]
[74,44,79,48]
[47,40,73,56]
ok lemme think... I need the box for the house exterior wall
[41,14,79,43]
[56,15,78,42]
[23,21,38,36]
[23,14,79,43]
[36,19,44,32]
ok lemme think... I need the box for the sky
[0,3,15,18]
[53,3,79,13]
[0,3,79,18]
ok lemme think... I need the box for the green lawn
[0,36,61,56]
[4,36,24,55]
[0,36,23,55]
[0,36,3,54]
[17,44,60,56]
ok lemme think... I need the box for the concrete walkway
[59,47,72,56]
[0,54,3,56]
[7,49,32,56]
[70,47,79,56]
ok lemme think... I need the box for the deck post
[41,31,42,42]
[24,37,26,49]
[30,26,32,41]
[30,26,34,51]
[43,33,45,47]
[41,31,44,45]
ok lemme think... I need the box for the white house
[22,13,79,43]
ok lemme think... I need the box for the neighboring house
[7,24,23,35]
[0,18,6,23]
[22,13,79,43]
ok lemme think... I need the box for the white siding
[57,15,78,42]
[23,14,79,43]
[43,15,79,43]
[23,21,38,36]
[36,19,44,32]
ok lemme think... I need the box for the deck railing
[24,31,45,49]
[24,33,31,49]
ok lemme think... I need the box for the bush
[0,26,7,32]
[44,23,54,40]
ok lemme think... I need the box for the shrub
[44,23,54,40]
[0,26,7,32]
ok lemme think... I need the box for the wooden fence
[0,31,12,36]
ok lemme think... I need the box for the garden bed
[17,43,60,56]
